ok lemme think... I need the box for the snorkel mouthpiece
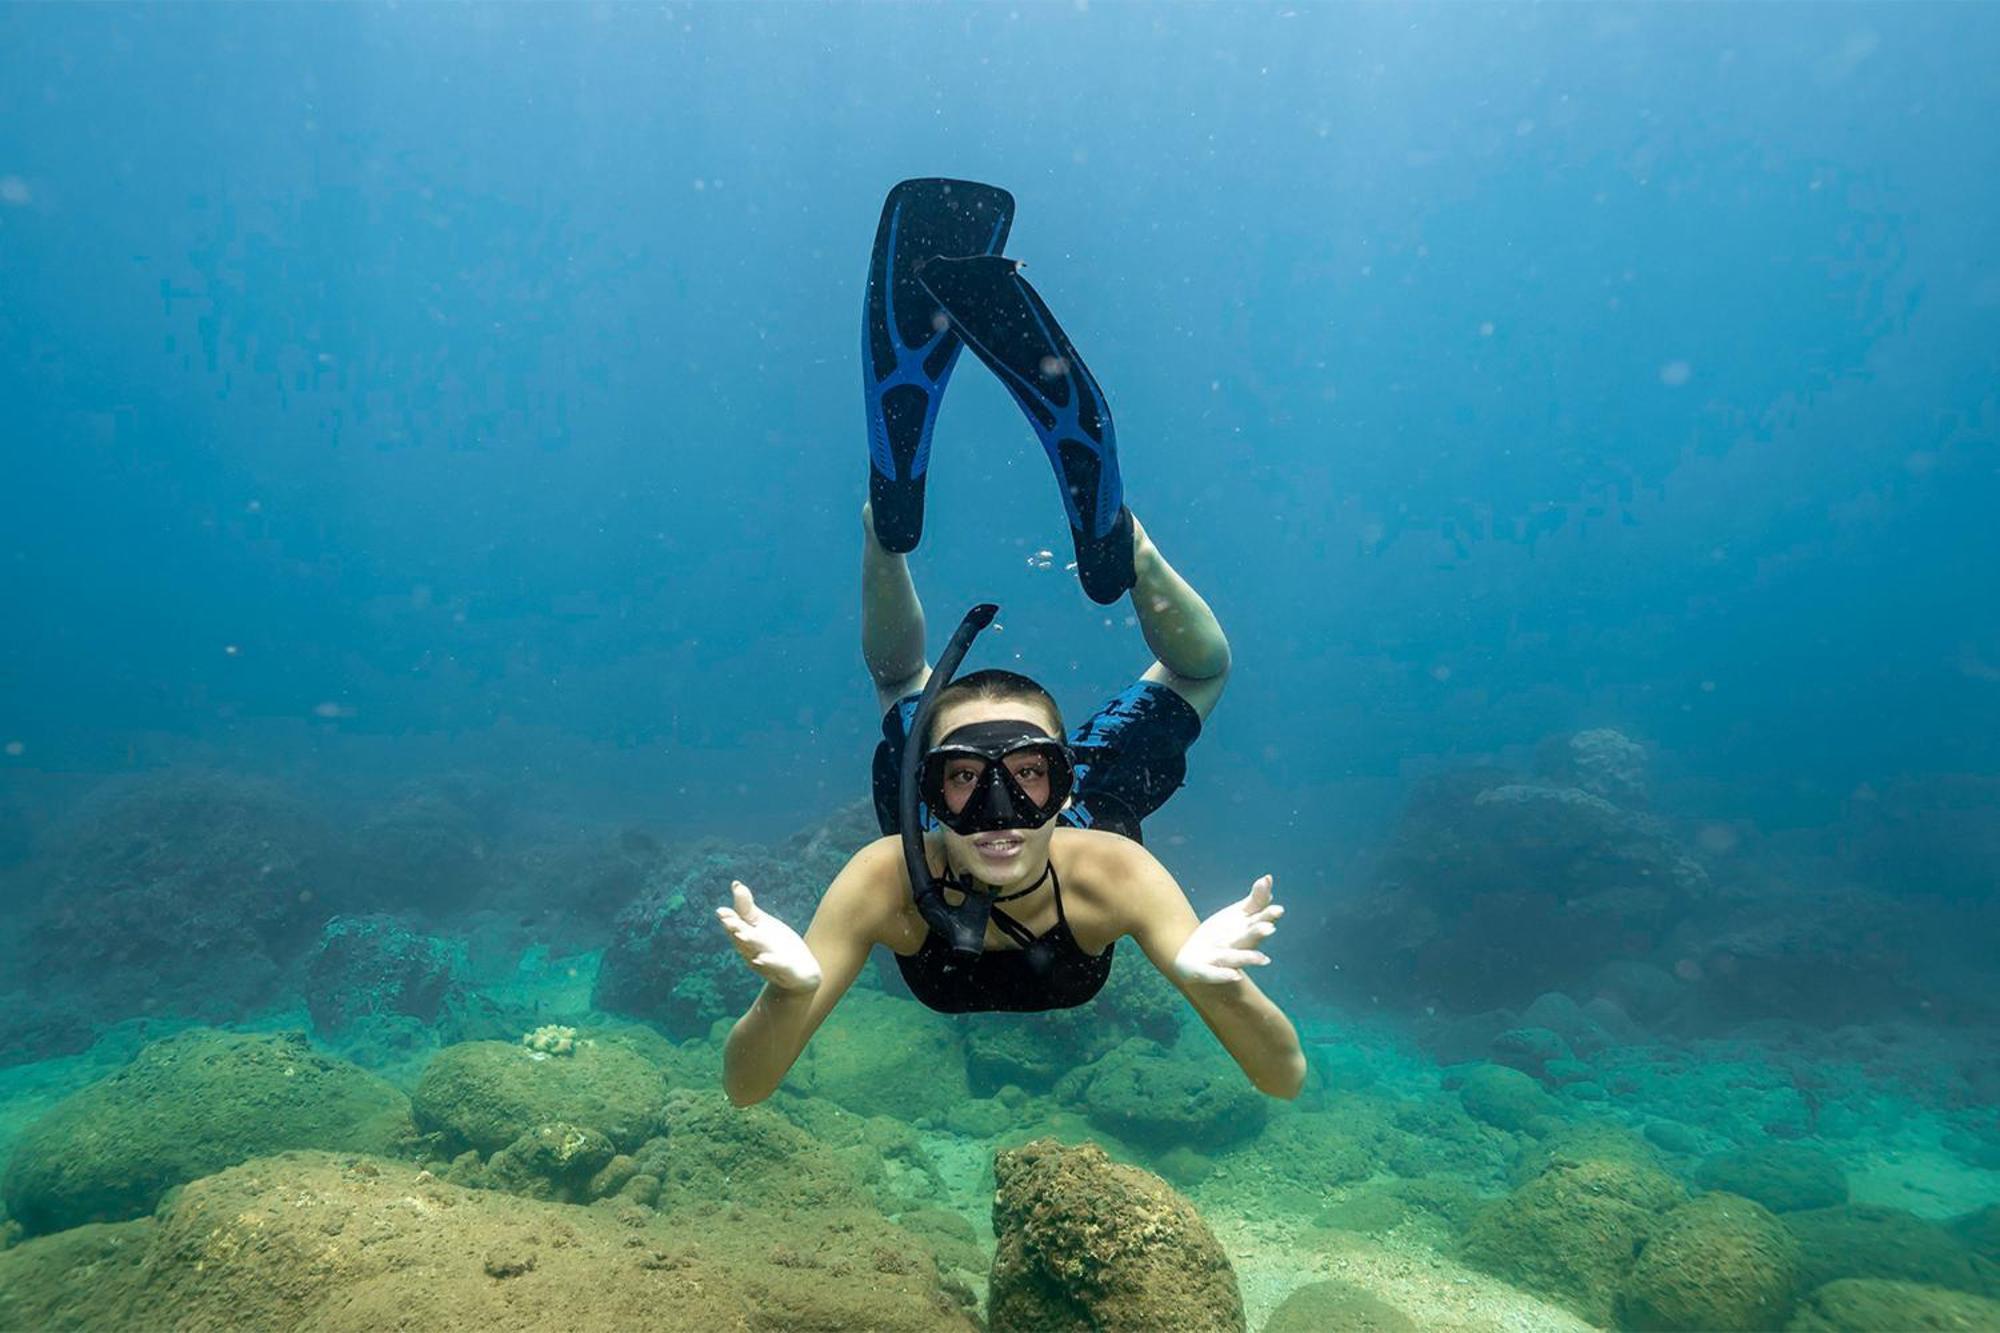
[899,603,1001,966]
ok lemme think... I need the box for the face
[928,695,1065,888]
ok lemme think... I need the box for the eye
[946,765,980,787]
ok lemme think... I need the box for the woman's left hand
[1172,874,1284,986]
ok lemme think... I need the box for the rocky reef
[988,1137,1243,1332]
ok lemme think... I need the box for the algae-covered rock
[1213,1111,1371,1215]
[942,1096,1015,1138]
[1951,1203,2000,1264]
[777,1095,947,1210]
[1786,1204,2000,1297]
[1316,1177,1491,1242]
[1458,1062,1559,1133]
[1155,1145,1218,1187]
[1619,1192,1801,1331]
[989,1138,1243,1333]
[637,1089,880,1216]
[480,1122,618,1201]
[1491,1026,1573,1079]
[1510,1119,1668,1185]
[1064,1038,1268,1152]
[0,1219,155,1329]
[1381,1093,1509,1180]
[964,1008,1119,1095]
[1265,1279,1417,1333]
[304,914,465,1037]
[73,1150,973,1331]
[1784,1277,2000,1331]
[897,1205,988,1278]
[596,828,860,1038]
[1696,1144,1848,1213]
[411,1031,669,1154]
[1460,1154,1688,1326]
[955,956,1183,1097]
[786,989,968,1120]
[0,1028,412,1236]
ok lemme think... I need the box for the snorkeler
[715,179,1304,1105]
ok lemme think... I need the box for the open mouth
[974,835,1024,858]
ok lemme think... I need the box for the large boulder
[1265,1280,1417,1333]
[594,809,871,1037]
[1618,1193,1801,1331]
[1312,760,1708,1014]
[786,989,968,1120]
[4,772,334,1061]
[1,1029,411,1235]
[0,1150,978,1332]
[1458,1062,1560,1133]
[1784,1204,2000,1298]
[989,1138,1243,1332]
[636,1089,883,1217]
[411,1030,673,1156]
[341,781,505,916]
[1059,1037,1268,1153]
[1460,1154,1688,1326]
[1784,1278,2000,1332]
[304,914,465,1037]
[1672,883,1938,1027]
[959,953,1184,1095]
[1694,1144,1848,1213]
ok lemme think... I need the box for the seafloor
[0,758,1996,1331]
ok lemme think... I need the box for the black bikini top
[895,859,1115,1014]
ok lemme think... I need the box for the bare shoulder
[1052,829,1184,930]
[831,834,913,916]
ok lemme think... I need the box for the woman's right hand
[715,881,823,993]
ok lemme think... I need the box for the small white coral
[522,1024,579,1056]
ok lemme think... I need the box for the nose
[985,776,1018,823]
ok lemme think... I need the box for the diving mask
[920,719,1076,836]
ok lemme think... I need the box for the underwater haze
[2,5,1998,1331]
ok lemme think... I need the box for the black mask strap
[900,603,1001,965]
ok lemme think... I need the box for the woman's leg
[1130,512,1231,722]
[861,501,932,716]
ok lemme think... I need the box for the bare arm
[719,838,898,1106]
[1107,842,1306,1099]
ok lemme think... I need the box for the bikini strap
[1048,859,1070,927]
[987,905,1039,949]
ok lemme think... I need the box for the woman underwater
[716,179,1305,1105]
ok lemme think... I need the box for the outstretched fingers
[716,882,765,950]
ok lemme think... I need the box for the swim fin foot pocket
[863,179,1016,554]
[916,254,1137,604]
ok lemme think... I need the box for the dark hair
[926,668,1065,745]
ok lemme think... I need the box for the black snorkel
[900,602,1001,967]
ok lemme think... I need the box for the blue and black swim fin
[863,179,1015,554]
[917,254,1137,605]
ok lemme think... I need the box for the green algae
[1696,1143,1849,1213]
[1,1028,411,1236]
[411,1029,671,1155]
[1785,1278,2000,1332]
[1265,1279,1418,1333]
[989,1138,1243,1333]
[1785,1203,2000,1298]
[1619,1192,1802,1331]
[786,988,969,1120]
[1460,1154,1689,1326]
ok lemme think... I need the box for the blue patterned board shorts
[872,680,1203,845]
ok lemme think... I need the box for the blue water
[2,5,1997,1329]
